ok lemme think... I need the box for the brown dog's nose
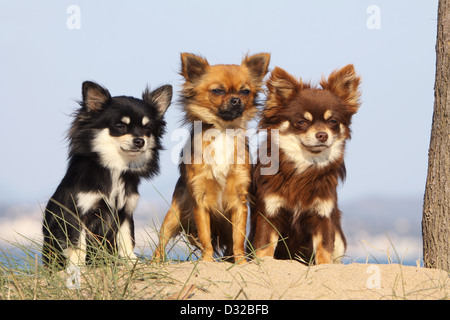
[315,131,328,142]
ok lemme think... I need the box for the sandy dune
[138,257,449,300]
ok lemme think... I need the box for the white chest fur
[76,170,139,216]
[263,194,334,219]
[205,131,235,183]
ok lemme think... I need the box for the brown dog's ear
[82,81,111,112]
[242,53,271,81]
[320,64,361,113]
[266,67,301,103]
[262,67,301,124]
[180,53,209,81]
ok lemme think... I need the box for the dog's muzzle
[217,98,244,121]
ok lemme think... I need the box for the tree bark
[422,0,450,271]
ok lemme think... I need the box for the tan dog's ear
[82,81,111,112]
[180,53,209,81]
[320,64,361,114]
[241,53,271,81]
[266,67,301,103]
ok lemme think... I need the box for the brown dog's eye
[239,89,250,96]
[211,89,225,95]
[328,119,339,126]
[295,120,309,129]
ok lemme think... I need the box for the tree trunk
[422,0,450,271]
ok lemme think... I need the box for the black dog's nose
[231,97,241,106]
[315,131,328,143]
[133,138,145,148]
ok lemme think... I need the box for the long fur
[248,65,361,264]
[42,81,172,268]
[154,53,270,264]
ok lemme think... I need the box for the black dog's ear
[143,85,173,116]
[82,81,111,112]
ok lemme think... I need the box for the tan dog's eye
[239,89,250,96]
[211,89,225,95]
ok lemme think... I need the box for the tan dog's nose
[230,97,241,106]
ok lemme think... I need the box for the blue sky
[0,1,438,209]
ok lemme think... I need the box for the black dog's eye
[143,123,152,133]
[239,89,250,96]
[114,123,127,132]
[211,88,225,95]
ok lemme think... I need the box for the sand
[138,257,449,300]
[4,256,448,301]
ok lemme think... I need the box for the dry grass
[1,230,448,300]
[1,202,448,300]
